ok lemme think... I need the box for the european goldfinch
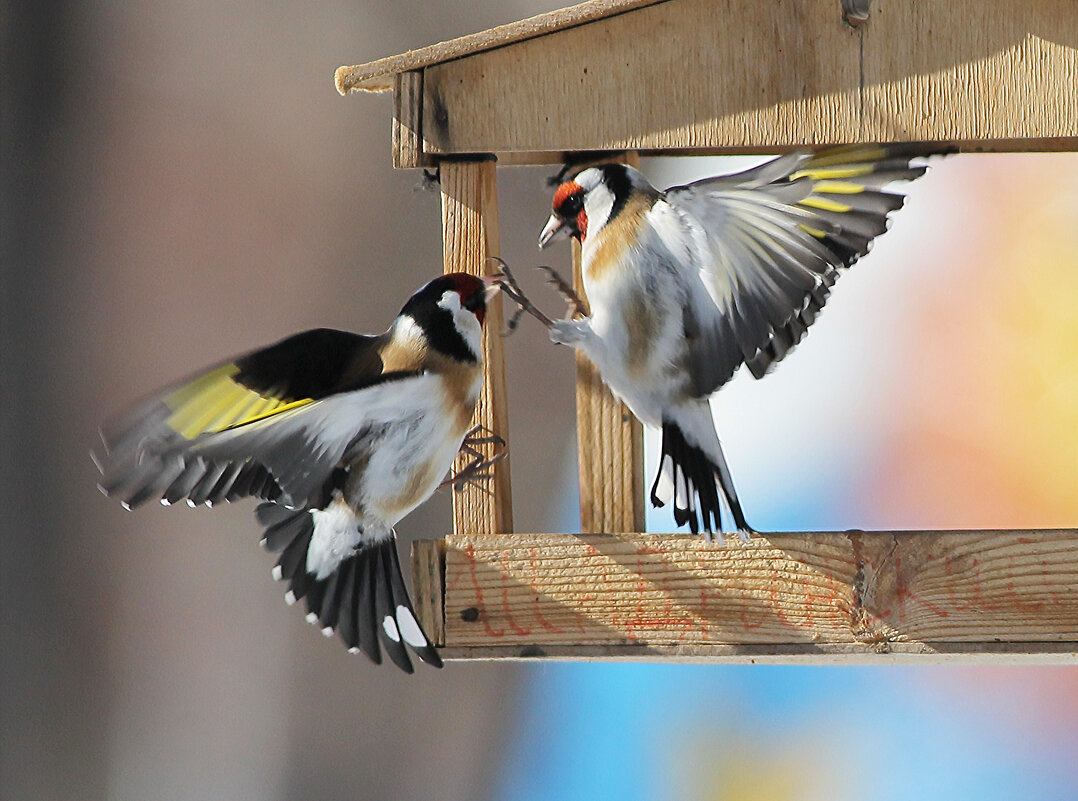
[539,146,930,539]
[94,273,499,672]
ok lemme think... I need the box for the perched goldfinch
[94,273,499,672]
[539,146,930,539]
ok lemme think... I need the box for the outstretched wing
[94,327,423,509]
[665,145,930,395]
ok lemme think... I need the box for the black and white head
[396,273,497,362]
[539,163,659,248]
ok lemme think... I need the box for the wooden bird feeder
[336,0,1078,663]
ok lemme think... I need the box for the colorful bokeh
[498,153,1078,800]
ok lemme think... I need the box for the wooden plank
[392,71,424,169]
[418,0,1078,160]
[439,158,513,537]
[572,153,644,534]
[411,539,446,646]
[335,0,668,93]
[419,530,1078,662]
[439,643,1078,664]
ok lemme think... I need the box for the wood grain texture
[571,153,644,534]
[411,539,446,646]
[414,0,1078,159]
[335,0,668,93]
[419,530,1078,662]
[440,159,514,537]
[392,71,424,169]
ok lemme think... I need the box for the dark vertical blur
[2,2,574,800]
[3,2,113,799]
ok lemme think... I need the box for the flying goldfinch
[94,273,500,671]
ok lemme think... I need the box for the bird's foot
[440,425,507,492]
[549,318,588,346]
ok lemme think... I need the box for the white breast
[580,207,699,425]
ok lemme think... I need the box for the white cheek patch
[394,313,425,344]
[436,290,463,315]
[382,614,402,642]
[395,605,428,648]
[437,290,483,359]
[586,190,615,234]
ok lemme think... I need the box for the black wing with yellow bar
[94,328,392,510]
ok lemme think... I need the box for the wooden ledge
[335,0,667,94]
[412,530,1078,664]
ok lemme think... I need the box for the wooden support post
[439,157,513,538]
[392,71,424,169]
[574,152,645,534]
[411,529,1078,663]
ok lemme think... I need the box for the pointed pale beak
[538,214,569,249]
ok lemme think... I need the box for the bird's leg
[489,258,591,346]
[439,425,508,493]
[536,265,588,318]
[489,257,555,332]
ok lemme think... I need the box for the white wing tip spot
[395,605,428,648]
[382,615,401,642]
[284,591,297,606]
[305,612,319,625]
[160,498,171,507]
[271,565,283,581]
[321,626,334,638]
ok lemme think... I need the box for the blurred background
[3,2,1077,801]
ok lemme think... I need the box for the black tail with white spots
[650,419,753,541]
[256,503,442,672]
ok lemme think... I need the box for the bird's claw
[488,257,555,333]
[440,425,508,493]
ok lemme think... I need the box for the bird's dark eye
[462,291,483,312]
[558,192,584,218]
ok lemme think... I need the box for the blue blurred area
[498,661,1078,800]
[498,153,1078,801]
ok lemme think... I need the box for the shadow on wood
[414,530,1078,663]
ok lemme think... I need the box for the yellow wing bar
[163,364,314,439]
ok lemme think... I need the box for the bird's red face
[444,272,498,327]
[550,181,588,242]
